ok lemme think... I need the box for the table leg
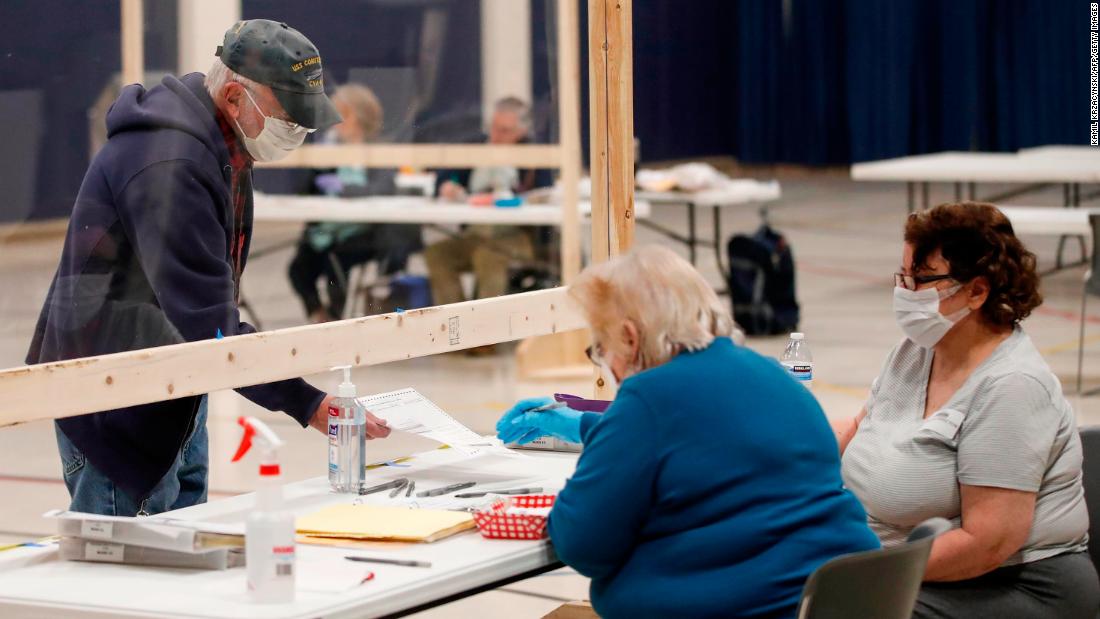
[713,207,730,296]
[968,182,976,201]
[687,202,698,265]
[907,182,915,214]
[922,182,930,210]
[954,182,962,202]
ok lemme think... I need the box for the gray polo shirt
[842,328,1089,565]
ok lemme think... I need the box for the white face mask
[598,359,619,391]
[234,88,312,162]
[893,283,971,349]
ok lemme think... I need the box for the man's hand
[308,395,392,439]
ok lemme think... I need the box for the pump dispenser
[328,365,367,493]
[232,416,295,603]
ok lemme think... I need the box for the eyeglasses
[894,272,955,291]
[584,345,603,366]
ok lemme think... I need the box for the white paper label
[81,520,113,540]
[85,542,124,562]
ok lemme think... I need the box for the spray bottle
[328,365,367,493]
[232,416,295,603]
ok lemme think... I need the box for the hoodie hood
[106,72,229,165]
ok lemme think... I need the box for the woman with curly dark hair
[834,202,1098,617]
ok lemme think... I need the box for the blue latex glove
[314,172,344,196]
[496,397,584,445]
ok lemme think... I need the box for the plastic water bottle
[328,366,366,493]
[781,333,813,389]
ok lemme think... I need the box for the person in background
[835,202,1098,618]
[287,83,422,322]
[424,97,552,313]
[497,246,879,618]
[27,20,392,517]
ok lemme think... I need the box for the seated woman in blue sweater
[498,246,879,619]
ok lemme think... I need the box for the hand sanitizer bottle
[231,416,295,603]
[328,365,366,493]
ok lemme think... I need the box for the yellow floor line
[1039,333,1100,356]
[812,380,870,400]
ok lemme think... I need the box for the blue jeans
[55,396,209,516]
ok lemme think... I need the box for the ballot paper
[360,388,509,456]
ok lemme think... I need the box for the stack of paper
[359,388,510,456]
[45,510,244,570]
[297,504,475,544]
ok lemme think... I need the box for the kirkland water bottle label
[789,364,813,382]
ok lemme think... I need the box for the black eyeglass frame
[894,272,955,291]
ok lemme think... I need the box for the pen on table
[345,556,432,568]
[416,481,476,498]
[454,487,543,499]
[405,480,415,498]
[359,478,408,496]
[388,479,409,498]
[360,571,375,585]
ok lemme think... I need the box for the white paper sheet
[359,388,510,456]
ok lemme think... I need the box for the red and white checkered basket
[472,494,556,540]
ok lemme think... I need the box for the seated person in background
[836,202,1098,618]
[288,83,421,322]
[497,246,880,619]
[425,97,552,311]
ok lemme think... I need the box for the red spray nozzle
[231,417,254,462]
[231,416,285,475]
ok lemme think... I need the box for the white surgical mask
[598,359,619,391]
[893,284,971,349]
[234,88,312,162]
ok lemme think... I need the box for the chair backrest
[796,517,952,619]
[1079,426,1100,575]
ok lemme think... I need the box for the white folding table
[253,194,651,227]
[635,180,781,277]
[0,446,580,619]
[242,194,652,326]
[850,151,1100,212]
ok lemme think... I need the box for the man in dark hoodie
[27,20,392,516]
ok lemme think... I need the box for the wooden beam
[587,0,611,265]
[603,0,635,255]
[120,0,144,87]
[0,289,584,428]
[256,144,563,170]
[557,0,583,285]
[587,0,635,398]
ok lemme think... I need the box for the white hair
[569,245,744,370]
[204,60,264,102]
[494,96,532,130]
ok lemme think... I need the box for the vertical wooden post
[588,0,634,398]
[588,0,634,263]
[121,0,144,87]
[557,0,583,285]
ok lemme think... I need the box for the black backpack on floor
[726,225,800,336]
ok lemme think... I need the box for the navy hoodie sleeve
[115,159,325,425]
[546,384,659,580]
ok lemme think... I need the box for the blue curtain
[631,0,1089,165]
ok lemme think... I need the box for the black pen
[416,481,476,498]
[454,487,543,498]
[345,556,432,568]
